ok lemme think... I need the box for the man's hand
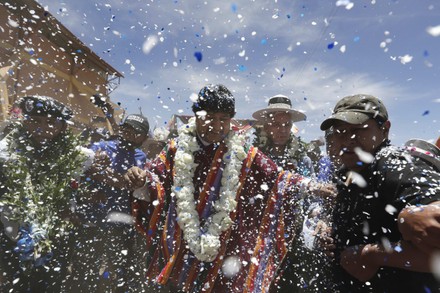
[340,244,380,282]
[124,166,147,190]
[398,203,440,255]
[309,181,337,199]
[315,224,336,258]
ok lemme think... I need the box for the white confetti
[427,25,440,37]
[260,183,269,191]
[399,54,413,64]
[213,57,226,65]
[8,19,19,27]
[354,147,374,164]
[385,204,397,215]
[348,171,367,188]
[106,212,134,225]
[431,252,440,281]
[221,256,241,278]
[142,35,159,54]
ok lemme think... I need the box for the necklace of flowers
[0,125,87,268]
[172,117,247,262]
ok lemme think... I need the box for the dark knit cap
[192,84,235,117]
[13,96,73,121]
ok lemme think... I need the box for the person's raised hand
[124,166,147,190]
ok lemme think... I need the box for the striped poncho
[132,134,304,292]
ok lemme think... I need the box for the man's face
[263,112,293,146]
[22,115,66,145]
[330,119,389,172]
[119,125,148,147]
[195,112,232,144]
[325,131,343,169]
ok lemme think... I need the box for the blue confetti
[231,3,237,13]
[327,42,335,49]
[261,39,267,45]
[28,50,34,55]
[103,271,110,279]
[353,36,360,42]
[424,50,429,57]
[238,65,247,71]
[422,110,430,116]
[287,14,291,19]
[194,51,203,62]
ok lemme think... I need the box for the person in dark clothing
[71,113,150,292]
[0,95,88,292]
[319,94,440,292]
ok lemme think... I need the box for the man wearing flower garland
[252,94,314,176]
[125,84,317,292]
[0,96,89,292]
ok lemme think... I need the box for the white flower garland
[172,117,247,262]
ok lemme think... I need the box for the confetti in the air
[142,35,159,54]
[399,54,413,64]
[427,25,440,37]
[194,51,203,62]
[222,256,242,278]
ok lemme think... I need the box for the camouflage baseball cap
[320,94,388,130]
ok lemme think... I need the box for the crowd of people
[0,84,439,293]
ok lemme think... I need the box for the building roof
[5,0,123,80]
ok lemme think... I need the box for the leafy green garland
[0,123,87,266]
[253,126,309,161]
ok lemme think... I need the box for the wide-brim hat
[252,94,306,123]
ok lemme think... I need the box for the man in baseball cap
[317,94,440,293]
[122,114,150,136]
[75,112,150,291]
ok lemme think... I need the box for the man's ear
[382,120,391,137]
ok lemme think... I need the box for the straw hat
[252,94,306,122]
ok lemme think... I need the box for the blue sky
[36,0,440,146]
